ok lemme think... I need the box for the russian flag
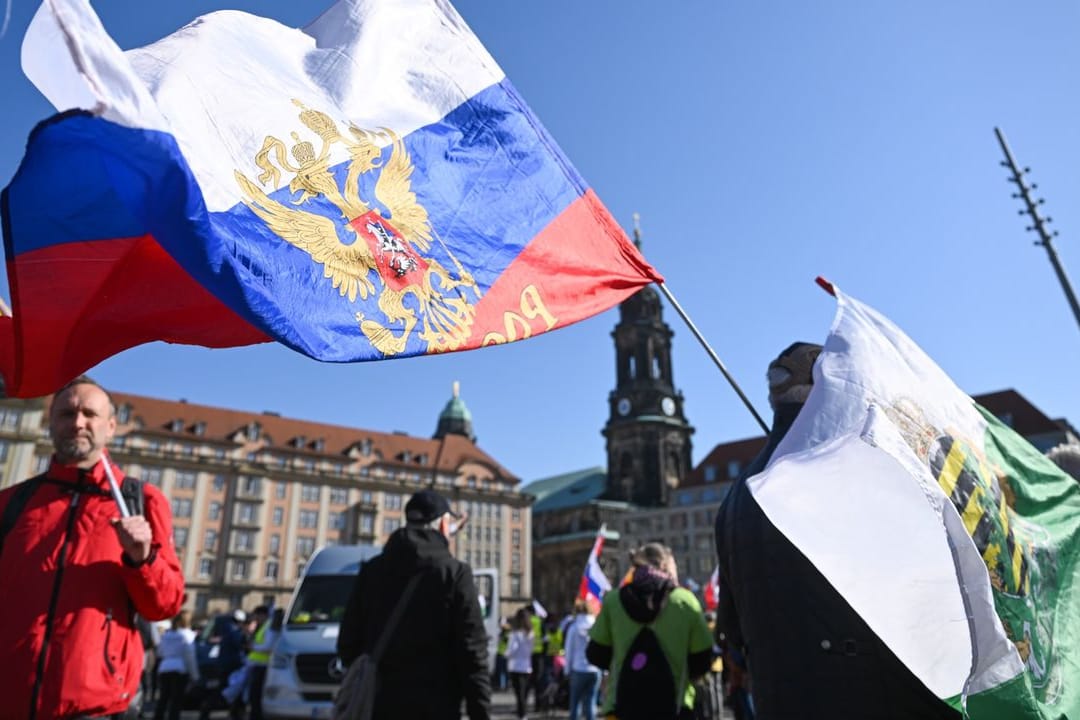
[578,525,612,608]
[0,0,661,398]
[704,565,720,612]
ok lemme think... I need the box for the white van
[263,544,380,720]
[263,544,499,719]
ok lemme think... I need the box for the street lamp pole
[994,127,1080,332]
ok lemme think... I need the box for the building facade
[0,385,532,620]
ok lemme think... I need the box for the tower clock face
[617,398,632,416]
[661,397,676,416]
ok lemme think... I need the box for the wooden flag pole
[656,281,770,434]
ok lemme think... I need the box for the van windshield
[288,575,356,625]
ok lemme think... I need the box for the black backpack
[614,618,679,720]
[0,473,145,557]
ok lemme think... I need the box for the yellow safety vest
[248,621,271,664]
[546,627,563,656]
[531,615,544,654]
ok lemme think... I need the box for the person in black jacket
[714,342,961,720]
[338,489,491,720]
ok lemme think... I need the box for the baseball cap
[405,489,461,524]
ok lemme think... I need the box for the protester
[0,376,185,719]
[714,342,961,719]
[338,489,491,719]
[525,605,546,712]
[563,598,602,720]
[244,605,273,720]
[199,610,248,720]
[587,543,712,720]
[492,621,510,691]
[506,609,534,720]
[154,610,200,720]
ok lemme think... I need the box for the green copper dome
[434,381,475,442]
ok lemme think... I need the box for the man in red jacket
[0,376,185,720]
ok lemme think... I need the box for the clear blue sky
[1,1,1078,483]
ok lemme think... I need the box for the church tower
[602,218,693,506]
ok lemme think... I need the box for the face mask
[448,513,469,536]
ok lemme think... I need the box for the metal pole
[657,282,770,433]
[994,127,1080,331]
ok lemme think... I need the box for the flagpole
[656,282,769,434]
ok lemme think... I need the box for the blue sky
[1,1,1078,483]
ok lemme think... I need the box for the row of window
[0,409,23,431]
[463,550,501,568]
[175,526,322,559]
[196,557,297,582]
[147,470,351,506]
[701,460,743,483]
[463,500,517,521]
[461,525,502,544]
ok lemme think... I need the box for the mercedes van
[263,544,380,719]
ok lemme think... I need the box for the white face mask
[448,513,469,537]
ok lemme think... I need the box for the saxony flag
[749,287,1080,718]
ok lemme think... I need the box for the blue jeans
[568,670,600,720]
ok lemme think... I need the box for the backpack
[614,620,679,720]
[332,574,423,720]
[0,473,145,557]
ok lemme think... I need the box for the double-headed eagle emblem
[234,100,480,356]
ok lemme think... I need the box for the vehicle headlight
[271,650,294,669]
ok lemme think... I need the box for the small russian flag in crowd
[578,525,612,608]
[704,566,720,612]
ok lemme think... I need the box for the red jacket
[0,459,185,720]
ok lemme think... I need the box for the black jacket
[338,527,491,720]
[715,404,961,720]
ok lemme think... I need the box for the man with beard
[0,376,185,719]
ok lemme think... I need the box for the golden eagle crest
[234,100,480,356]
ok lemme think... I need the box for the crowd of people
[0,366,760,720]
[137,604,284,720]
[14,339,1073,720]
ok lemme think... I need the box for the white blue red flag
[578,525,612,607]
[0,0,660,397]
